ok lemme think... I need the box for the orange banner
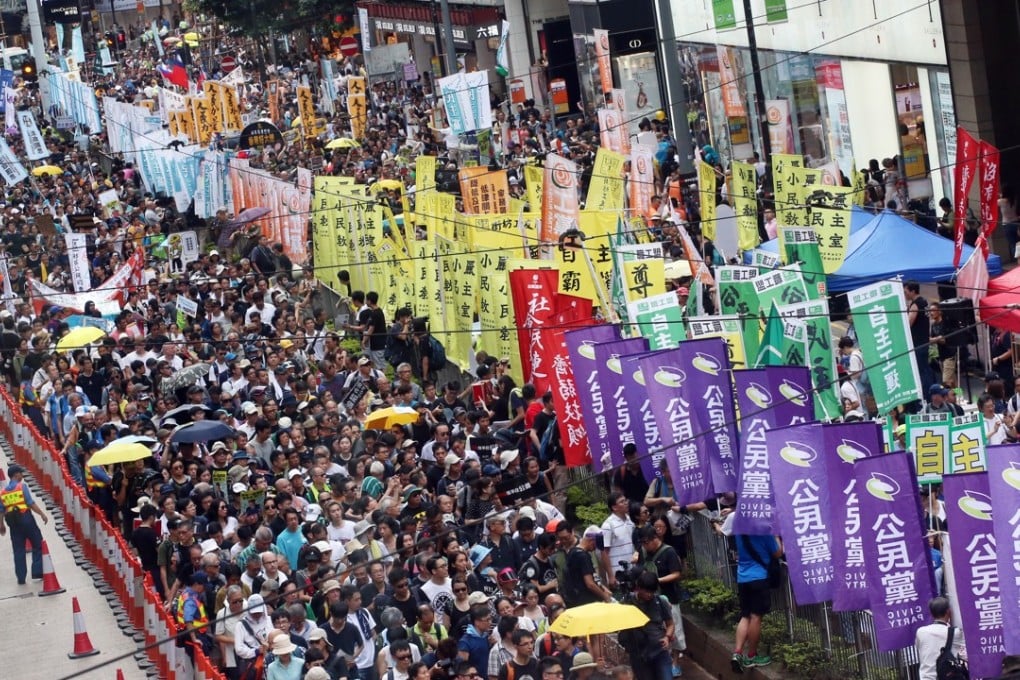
[459,167,510,215]
[717,46,747,117]
[598,108,623,154]
[629,144,656,220]
[594,29,613,96]
[541,154,581,244]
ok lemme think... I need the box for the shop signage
[765,0,788,22]
[713,0,737,30]
[238,121,283,149]
[371,18,499,47]
[42,0,81,23]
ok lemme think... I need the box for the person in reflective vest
[176,572,213,656]
[84,445,115,523]
[0,464,49,584]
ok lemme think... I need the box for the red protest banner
[953,127,979,267]
[509,268,559,395]
[978,139,1000,260]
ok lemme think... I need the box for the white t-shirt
[601,513,635,570]
[215,604,243,668]
[420,578,454,615]
[915,622,965,680]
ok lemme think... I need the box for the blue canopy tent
[749,209,1001,292]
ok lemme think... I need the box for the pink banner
[598,108,623,154]
[228,158,312,264]
[541,154,580,245]
[630,144,656,219]
[953,127,979,267]
[978,139,1000,260]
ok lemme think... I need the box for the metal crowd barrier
[0,389,224,680]
[685,512,916,680]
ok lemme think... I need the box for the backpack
[936,625,970,680]
[537,414,558,463]
[740,535,783,589]
[428,335,447,370]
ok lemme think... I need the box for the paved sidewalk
[0,444,150,680]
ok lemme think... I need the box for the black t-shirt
[909,296,930,348]
[564,547,598,607]
[76,371,105,405]
[131,525,159,571]
[642,544,682,603]
[324,620,363,659]
[520,554,556,589]
[390,592,420,627]
[498,658,540,680]
[360,307,388,351]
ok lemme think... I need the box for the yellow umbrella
[364,406,420,431]
[183,31,200,47]
[369,179,404,193]
[31,164,63,177]
[88,441,153,467]
[548,602,649,637]
[56,326,107,353]
[326,137,361,149]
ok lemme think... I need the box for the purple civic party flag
[564,326,623,472]
[732,366,814,535]
[620,351,665,484]
[822,421,883,612]
[591,338,648,472]
[639,348,710,506]
[679,338,738,493]
[942,472,1004,678]
[854,452,936,652]
[985,444,1020,654]
[766,421,832,605]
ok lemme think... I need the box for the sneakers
[730,653,745,674]
[746,655,772,667]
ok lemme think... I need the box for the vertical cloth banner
[0,137,27,186]
[64,232,91,294]
[592,338,649,472]
[565,325,623,470]
[953,127,979,267]
[548,325,589,467]
[585,148,627,212]
[541,154,580,245]
[823,421,884,612]
[847,280,922,414]
[942,472,1004,678]
[767,421,833,605]
[627,292,686,348]
[732,366,815,534]
[776,298,842,421]
[779,226,826,299]
[978,139,1000,260]
[593,29,613,95]
[509,268,559,396]
[680,338,739,493]
[495,20,511,77]
[621,352,666,483]
[855,452,936,652]
[730,160,761,251]
[16,111,49,161]
[698,161,718,239]
[629,144,657,221]
[639,348,711,506]
[597,108,624,155]
[987,444,1020,656]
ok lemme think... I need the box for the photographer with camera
[617,571,675,680]
[635,524,687,670]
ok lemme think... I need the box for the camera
[615,561,644,597]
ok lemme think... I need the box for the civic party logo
[745,382,772,408]
[653,366,686,388]
[577,341,599,360]
[778,379,808,407]
[606,356,623,374]
[1001,462,1020,491]
[779,442,817,468]
[864,472,901,502]
[957,489,993,521]
[632,368,646,386]
[691,352,721,376]
[836,439,869,465]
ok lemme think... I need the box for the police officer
[0,464,49,584]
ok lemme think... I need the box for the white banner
[0,254,15,314]
[65,232,91,293]
[165,230,201,275]
[3,87,14,131]
[438,71,491,135]
[16,111,48,161]
[358,8,372,53]
[0,137,27,186]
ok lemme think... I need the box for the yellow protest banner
[585,148,626,212]
[524,163,543,211]
[804,184,855,274]
[202,81,224,133]
[687,315,748,368]
[771,154,804,243]
[730,160,761,251]
[550,211,615,303]
[468,213,537,258]
[223,86,243,132]
[411,239,432,319]
[698,161,718,240]
[434,193,459,242]
[622,258,665,304]
[375,240,400,311]
[190,96,214,146]
[416,155,436,193]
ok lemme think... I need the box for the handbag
[935,625,969,680]
[740,535,783,589]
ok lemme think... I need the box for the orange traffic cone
[38,540,65,596]
[67,597,100,658]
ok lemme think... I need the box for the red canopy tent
[980,268,1020,332]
